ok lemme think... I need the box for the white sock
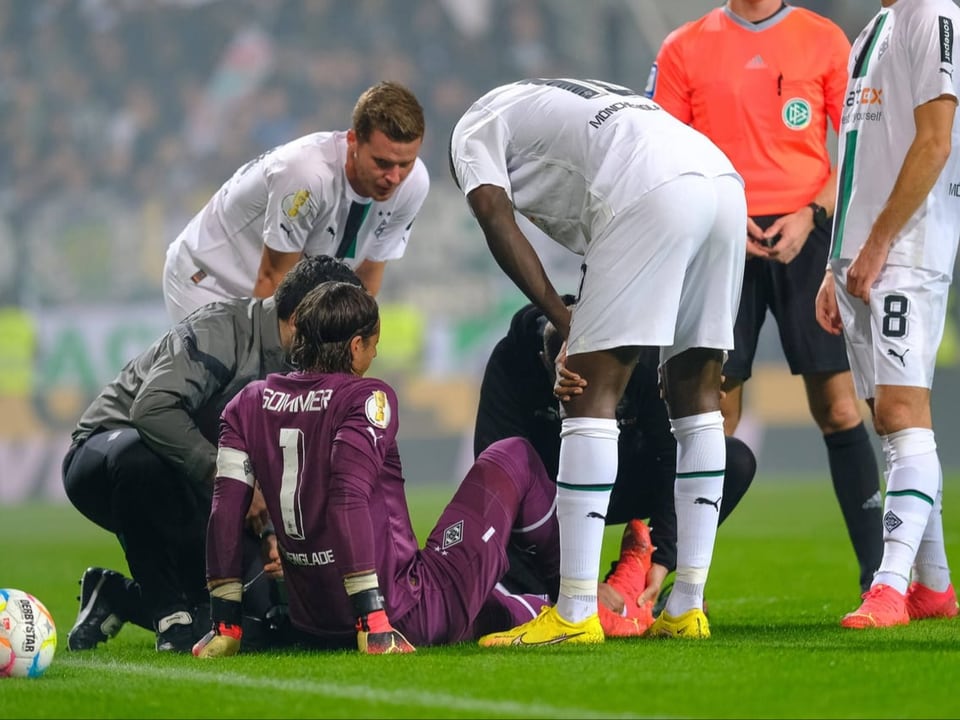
[874,428,938,595]
[554,417,618,623]
[912,463,951,592]
[665,411,725,616]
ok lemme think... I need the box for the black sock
[824,423,883,593]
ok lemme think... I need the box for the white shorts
[162,238,234,324]
[833,261,949,399]
[567,173,746,364]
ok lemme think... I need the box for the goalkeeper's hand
[355,609,415,654]
[193,581,243,659]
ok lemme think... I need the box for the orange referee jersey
[648,5,849,216]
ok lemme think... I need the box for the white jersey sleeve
[450,106,513,198]
[262,150,324,255]
[908,5,959,107]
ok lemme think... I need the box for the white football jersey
[832,0,960,275]
[170,131,429,297]
[449,78,740,253]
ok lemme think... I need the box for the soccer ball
[0,589,57,678]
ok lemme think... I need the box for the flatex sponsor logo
[842,84,884,125]
[846,87,883,107]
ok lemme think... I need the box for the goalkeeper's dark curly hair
[273,254,362,321]
[291,282,379,373]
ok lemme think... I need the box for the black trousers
[63,428,211,625]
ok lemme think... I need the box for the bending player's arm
[466,185,571,340]
[253,246,302,298]
[354,259,386,297]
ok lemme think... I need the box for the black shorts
[723,214,850,381]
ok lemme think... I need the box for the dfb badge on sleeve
[365,390,391,429]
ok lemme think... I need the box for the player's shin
[874,428,939,594]
[556,418,618,623]
[667,411,725,616]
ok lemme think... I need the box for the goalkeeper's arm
[193,580,244,658]
[345,571,415,654]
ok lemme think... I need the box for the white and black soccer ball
[0,588,57,678]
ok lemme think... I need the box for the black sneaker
[155,610,195,653]
[67,567,126,651]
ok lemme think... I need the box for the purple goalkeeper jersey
[208,370,420,643]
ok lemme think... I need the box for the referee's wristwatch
[808,202,829,231]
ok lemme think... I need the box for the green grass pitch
[3,475,959,719]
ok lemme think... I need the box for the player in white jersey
[816,0,960,627]
[450,78,747,644]
[162,82,429,323]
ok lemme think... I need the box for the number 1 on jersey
[279,427,306,539]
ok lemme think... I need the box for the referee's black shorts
[722,214,850,382]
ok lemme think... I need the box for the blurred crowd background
[0,0,872,307]
[6,0,959,500]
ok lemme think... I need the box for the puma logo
[586,511,606,521]
[694,497,721,511]
[887,348,909,366]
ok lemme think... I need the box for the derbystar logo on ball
[0,588,57,678]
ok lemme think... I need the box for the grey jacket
[72,297,291,488]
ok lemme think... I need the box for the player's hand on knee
[553,353,586,402]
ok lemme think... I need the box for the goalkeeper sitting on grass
[196,281,564,657]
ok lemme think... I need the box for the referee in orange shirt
[647,0,882,594]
